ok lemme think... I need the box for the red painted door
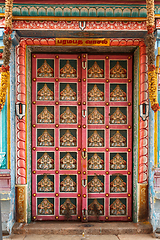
[32,53,132,221]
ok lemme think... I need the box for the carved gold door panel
[32,53,132,221]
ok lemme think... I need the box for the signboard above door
[56,38,110,47]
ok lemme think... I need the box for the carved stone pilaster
[16,185,27,223]
[138,183,148,221]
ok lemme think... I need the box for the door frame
[15,39,147,223]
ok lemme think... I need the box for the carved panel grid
[32,53,132,221]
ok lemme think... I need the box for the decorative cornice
[11,20,147,31]
[0,4,152,18]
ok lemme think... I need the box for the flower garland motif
[0,0,13,111]
[146,0,159,112]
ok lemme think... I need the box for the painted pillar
[0,30,6,169]
[148,29,160,235]
[138,42,149,221]
[0,30,17,233]
[15,35,27,223]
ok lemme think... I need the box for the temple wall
[0,1,158,234]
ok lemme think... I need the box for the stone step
[12,222,152,235]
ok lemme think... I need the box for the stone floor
[12,222,152,235]
[4,221,154,239]
[3,234,156,240]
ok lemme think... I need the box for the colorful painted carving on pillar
[146,0,159,111]
[0,0,13,111]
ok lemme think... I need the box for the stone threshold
[12,221,152,235]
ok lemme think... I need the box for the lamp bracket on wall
[15,103,26,119]
[140,103,149,121]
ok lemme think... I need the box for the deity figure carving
[110,153,126,170]
[37,107,54,123]
[110,107,126,124]
[88,199,104,215]
[110,198,126,215]
[60,107,77,123]
[60,152,77,170]
[88,84,104,101]
[37,83,54,101]
[38,175,54,192]
[60,176,76,192]
[60,60,77,78]
[60,84,76,101]
[88,130,104,147]
[110,131,126,147]
[60,130,77,146]
[110,85,126,101]
[110,175,126,192]
[88,107,104,124]
[60,198,76,215]
[110,61,127,78]
[88,175,104,193]
[38,129,54,146]
[38,198,54,215]
[37,152,54,170]
[88,61,104,78]
[37,60,54,78]
[88,153,104,170]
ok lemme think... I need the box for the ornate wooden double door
[32,53,132,221]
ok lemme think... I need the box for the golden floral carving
[110,107,126,124]
[60,107,77,123]
[110,198,126,215]
[110,175,126,192]
[88,199,104,215]
[110,153,126,170]
[88,108,104,124]
[37,107,54,123]
[88,61,104,78]
[60,60,76,78]
[38,175,54,192]
[38,129,54,146]
[88,130,104,147]
[37,60,54,77]
[37,83,54,101]
[60,176,76,192]
[60,130,77,146]
[60,84,76,101]
[88,84,104,101]
[110,61,127,78]
[88,153,104,170]
[110,131,126,147]
[110,85,126,101]
[0,71,9,110]
[88,176,104,193]
[37,152,54,170]
[38,198,54,215]
[148,70,159,111]
[60,152,77,170]
[60,198,76,215]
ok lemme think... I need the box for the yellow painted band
[155,111,158,167]
[7,73,10,169]
[10,15,147,22]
